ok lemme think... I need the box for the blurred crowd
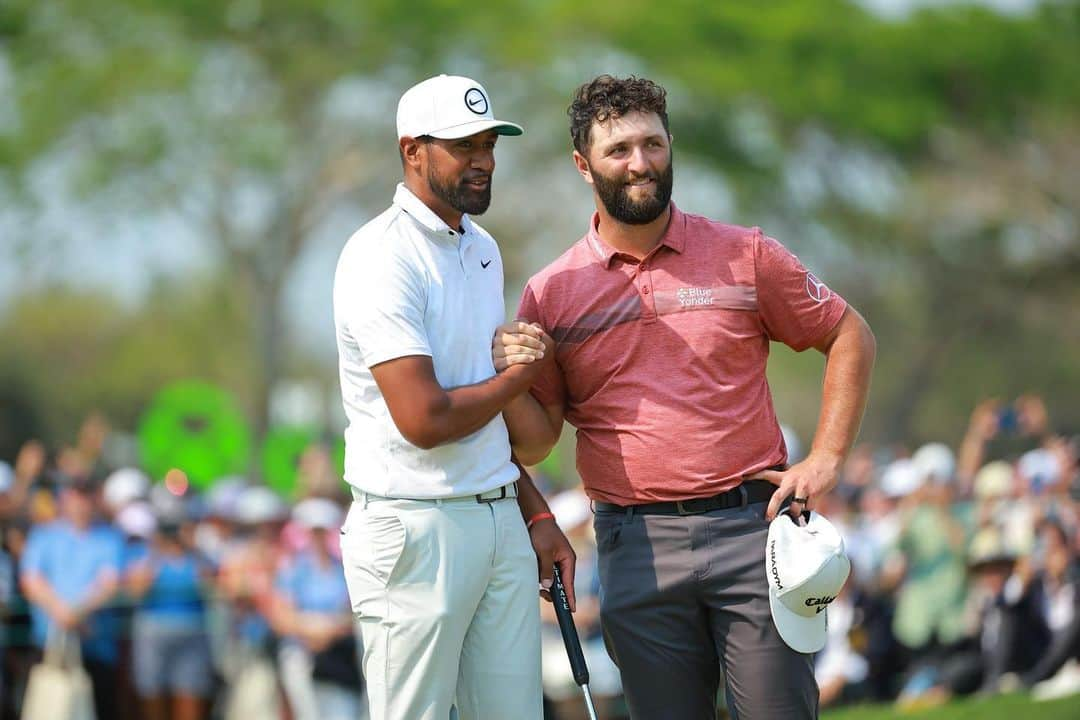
[0,416,361,720]
[2,395,1079,720]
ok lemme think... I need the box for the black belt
[595,479,777,516]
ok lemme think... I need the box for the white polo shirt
[333,183,518,498]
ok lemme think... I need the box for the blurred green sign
[137,381,251,489]
[261,425,320,497]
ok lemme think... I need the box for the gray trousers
[595,499,818,720]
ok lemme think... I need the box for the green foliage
[0,278,253,445]
[1,0,1078,453]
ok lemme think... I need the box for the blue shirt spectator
[128,542,209,628]
[273,550,350,644]
[20,518,122,663]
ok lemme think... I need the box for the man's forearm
[504,394,560,466]
[513,458,552,520]
[380,358,541,450]
[21,576,72,621]
[810,310,876,466]
[421,366,545,448]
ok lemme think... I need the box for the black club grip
[552,564,590,687]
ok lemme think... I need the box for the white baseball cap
[766,511,851,654]
[911,443,956,484]
[397,74,523,140]
[233,485,287,525]
[103,467,151,511]
[879,458,922,499]
[292,497,344,531]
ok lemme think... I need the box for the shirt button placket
[639,262,658,323]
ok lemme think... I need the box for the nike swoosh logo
[468,97,484,107]
[481,259,492,268]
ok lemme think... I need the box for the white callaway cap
[397,74,523,140]
[766,511,851,654]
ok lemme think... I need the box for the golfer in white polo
[333,74,576,720]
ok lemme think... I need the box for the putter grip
[552,564,590,686]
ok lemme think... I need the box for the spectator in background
[217,485,286,669]
[19,474,123,719]
[958,396,1050,496]
[272,498,362,720]
[1022,518,1080,698]
[1,504,35,719]
[194,476,246,567]
[127,506,215,720]
[903,525,1051,709]
[883,456,970,662]
[0,445,39,521]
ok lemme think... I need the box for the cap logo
[805,596,836,613]
[769,539,783,590]
[464,88,488,115]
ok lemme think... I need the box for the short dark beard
[590,153,673,225]
[427,164,492,216]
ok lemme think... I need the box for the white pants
[341,489,542,720]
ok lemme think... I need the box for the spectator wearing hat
[884,454,971,662]
[896,525,1050,709]
[1021,519,1080,696]
[272,498,361,720]
[217,485,286,662]
[126,504,215,720]
[19,475,123,719]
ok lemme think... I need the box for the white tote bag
[223,645,282,720]
[21,629,96,720]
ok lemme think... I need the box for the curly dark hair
[568,75,669,154]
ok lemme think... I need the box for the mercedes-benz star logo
[805,272,831,303]
[464,88,488,115]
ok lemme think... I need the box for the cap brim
[769,587,828,654]
[426,119,523,139]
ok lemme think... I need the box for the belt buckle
[675,499,700,515]
[476,485,507,504]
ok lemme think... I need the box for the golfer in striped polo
[495,75,876,719]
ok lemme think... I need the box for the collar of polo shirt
[586,202,687,268]
[393,183,478,241]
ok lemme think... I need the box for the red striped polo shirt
[516,204,847,505]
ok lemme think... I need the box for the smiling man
[494,75,876,718]
[333,74,574,720]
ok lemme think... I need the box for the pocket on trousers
[593,514,624,555]
[341,509,408,617]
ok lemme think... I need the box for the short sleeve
[515,282,568,409]
[338,245,431,367]
[755,231,847,351]
[19,527,48,580]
